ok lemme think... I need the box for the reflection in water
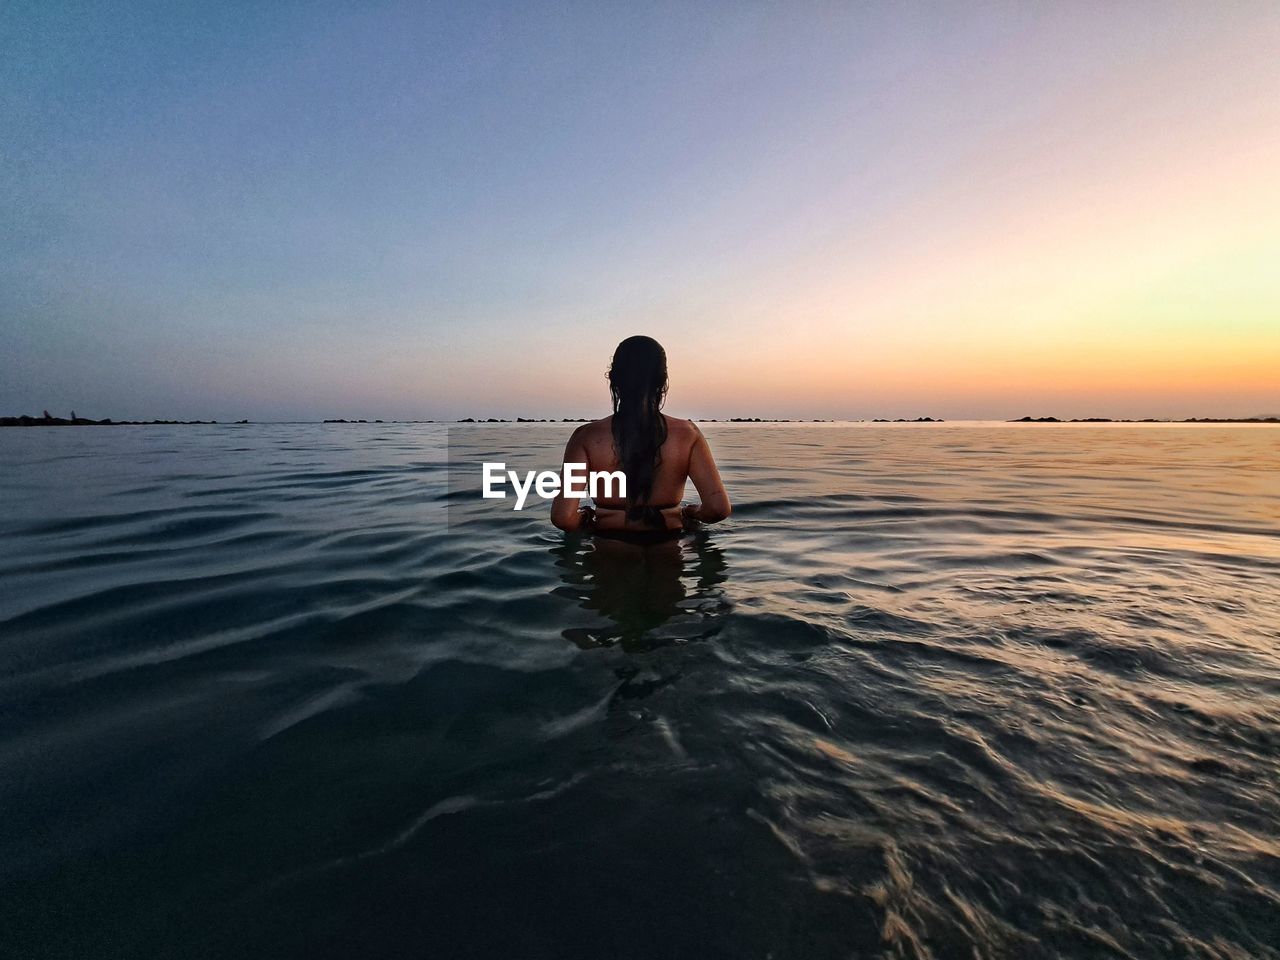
[552,531,731,651]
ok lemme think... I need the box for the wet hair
[608,335,668,514]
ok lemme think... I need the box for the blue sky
[4,1,1278,420]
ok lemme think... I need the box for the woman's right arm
[683,423,731,524]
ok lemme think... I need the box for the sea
[1,422,1277,959]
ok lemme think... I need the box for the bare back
[576,415,697,508]
[550,414,731,533]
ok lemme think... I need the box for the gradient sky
[3,1,1278,420]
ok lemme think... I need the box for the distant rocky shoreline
[1009,416,1279,424]
[1,413,248,427]
[452,416,838,423]
[5,411,1276,428]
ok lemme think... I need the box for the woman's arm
[683,423,731,524]
[550,427,592,531]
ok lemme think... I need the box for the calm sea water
[2,423,1277,959]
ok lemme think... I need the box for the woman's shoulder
[575,414,698,441]
[661,415,702,440]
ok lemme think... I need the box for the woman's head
[608,335,668,410]
[608,336,669,507]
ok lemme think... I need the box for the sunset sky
[3,1,1278,420]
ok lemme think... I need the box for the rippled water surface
[2,423,1278,959]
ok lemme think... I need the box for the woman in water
[551,335,731,536]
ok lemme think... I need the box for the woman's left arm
[550,427,593,531]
